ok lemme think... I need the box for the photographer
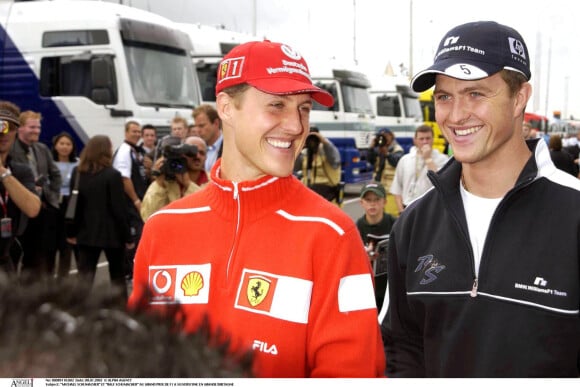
[367,128,404,217]
[140,136,203,221]
[295,127,342,203]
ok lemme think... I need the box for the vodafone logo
[148,264,211,305]
[152,269,172,294]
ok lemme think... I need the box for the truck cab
[0,0,200,149]
[369,76,423,153]
[176,23,254,105]
[309,67,376,183]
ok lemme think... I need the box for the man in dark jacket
[381,21,580,377]
[10,110,61,280]
[0,101,41,275]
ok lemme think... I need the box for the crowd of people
[0,20,578,379]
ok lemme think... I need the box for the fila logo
[253,340,278,355]
[533,277,547,287]
[443,36,459,46]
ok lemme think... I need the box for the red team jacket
[129,160,385,377]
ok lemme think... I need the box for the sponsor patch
[218,56,245,83]
[148,264,211,304]
[235,268,312,324]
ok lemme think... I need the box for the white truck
[176,23,254,105]
[309,65,376,183]
[0,0,201,149]
[369,75,423,153]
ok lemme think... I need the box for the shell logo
[181,271,204,296]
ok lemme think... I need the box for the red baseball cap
[215,40,334,107]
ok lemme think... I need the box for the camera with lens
[161,143,198,181]
[375,133,387,147]
[305,132,321,154]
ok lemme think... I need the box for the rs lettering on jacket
[415,254,446,285]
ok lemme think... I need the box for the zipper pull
[470,278,478,297]
[232,181,239,200]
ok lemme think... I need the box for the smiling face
[217,87,312,181]
[433,72,531,166]
[18,118,41,145]
[125,122,142,145]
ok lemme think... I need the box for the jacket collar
[206,159,302,221]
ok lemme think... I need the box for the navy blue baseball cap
[411,21,531,92]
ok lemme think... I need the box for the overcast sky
[113,0,579,120]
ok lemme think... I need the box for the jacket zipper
[225,182,240,283]
[470,277,478,297]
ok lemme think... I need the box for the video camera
[375,133,387,147]
[305,132,321,154]
[161,143,198,181]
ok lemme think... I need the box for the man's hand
[419,144,432,160]
[175,169,192,189]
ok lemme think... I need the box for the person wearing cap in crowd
[390,124,449,214]
[380,21,580,377]
[368,128,404,217]
[129,40,385,378]
[356,182,396,308]
[0,101,41,275]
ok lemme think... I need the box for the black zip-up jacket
[382,139,580,377]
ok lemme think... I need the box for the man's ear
[216,92,233,122]
[514,82,532,119]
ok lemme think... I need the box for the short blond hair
[19,110,41,127]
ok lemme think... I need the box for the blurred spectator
[549,134,577,176]
[367,128,404,217]
[140,124,157,181]
[170,116,189,141]
[295,127,342,203]
[192,104,222,172]
[188,122,200,137]
[51,132,79,280]
[390,125,449,213]
[10,110,61,282]
[140,124,157,155]
[0,280,253,377]
[140,137,203,221]
[112,120,148,281]
[67,135,134,299]
[522,120,533,139]
[184,135,209,186]
[563,130,580,177]
[355,182,396,308]
[0,101,40,275]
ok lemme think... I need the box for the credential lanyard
[0,191,8,218]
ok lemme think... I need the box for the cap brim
[360,187,386,199]
[410,58,502,92]
[249,78,335,107]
